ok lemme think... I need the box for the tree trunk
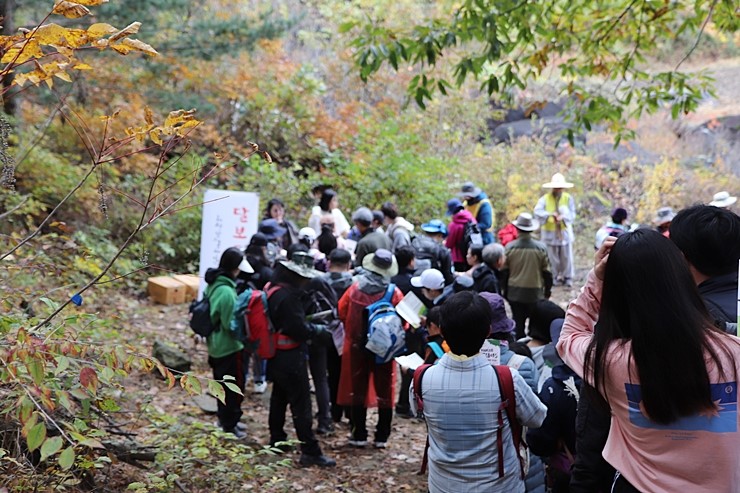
[1,0,18,117]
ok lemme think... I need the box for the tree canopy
[345,0,739,143]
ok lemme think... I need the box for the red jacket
[446,210,476,263]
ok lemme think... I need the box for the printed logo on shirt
[625,382,737,433]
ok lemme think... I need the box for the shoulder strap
[494,364,525,480]
[412,364,433,474]
[382,283,396,304]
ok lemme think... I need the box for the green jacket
[204,275,243,358]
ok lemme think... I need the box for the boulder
[152,340,192,374]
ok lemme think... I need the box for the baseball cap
[410,269,445,290]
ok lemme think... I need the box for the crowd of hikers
[198,180,740,492]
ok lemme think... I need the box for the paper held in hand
[395,353,425,371]
[395,291,427,329]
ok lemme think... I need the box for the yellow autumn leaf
[52,0,91,19]
[66,0,109,5]
[87,23,117,39]
[144,107,154,126]
[72,62,93,70]
[116,38,158,57]
[164,109,198,128]
[1,39,43,64]
[108,22,141,43]
[33,24,89,49]
[149,129,163,145]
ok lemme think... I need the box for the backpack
[413,364,527,479]
[189,294,217,337]
[364,283,406,364]
[411,235,441,275]
[243,284,290,359]
[458,220,482,254]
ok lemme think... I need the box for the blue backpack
[364,284,406,364]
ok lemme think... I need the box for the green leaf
[40,436,63,461]
[208,379,226,404]
[27,360,45,385]
[27,423,47,452]
[58,447,75,470]
[338,21,357,34]
[55,355,70,376]
[224,382,243,395]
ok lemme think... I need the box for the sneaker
[298,454,336,467]
[214,421,248,432]
[396,409,415,419]
[225,427,247,439]
[348,439,368,448]
[253,381,267,394]
[374,441,387,449]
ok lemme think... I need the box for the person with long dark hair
[558,231,740,493]
[308,188,351,238]
[264,198,300,249]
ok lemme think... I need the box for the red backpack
[413,364,526,479]
[244,284,297,359]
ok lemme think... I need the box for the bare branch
[674,0,718,71]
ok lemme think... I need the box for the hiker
[264,198,300,249]
[381,201,414,252]
[308,188,351,238]
[534,173,576,286]
[257,218,287,267]
[653,206,675,237]
[337,249,403,448]
[481,291,546,493]
[445,198,477,272]
[500,213,553,340]
[670,204,740,334]
[594,207,629,250]
[353,207,392,267]
[321,248,354,424]
[413,219,454,286]
[466,243,500,294]
[524,299,566,392]
[411,290,546,493]
[459,182,495,244]
[709,191,737,209]
[204,247,254,438]
[266,253,336,468]
[558,232,740,492]
[527,319,581,493]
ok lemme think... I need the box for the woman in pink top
[558,230,740,493]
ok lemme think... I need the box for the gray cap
[352,207,373,224]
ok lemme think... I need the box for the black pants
[308,340,332,430]
[396,329,425,413]
[509,300,535,340]
[326,340,344,422]
[267,348,322,456]
[208,351,244,431]
[350,406,392,443]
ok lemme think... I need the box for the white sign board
[480,339,501,366]
[197,189,260,298]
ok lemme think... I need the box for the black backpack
[458,220,482,253]
[412,235,441,275]
[189,294,218,337]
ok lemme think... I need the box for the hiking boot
[253,381,267,394]
[316,424,335,435]
[348,439,368,448]
[374,441,387,449]
[298,454,336,467]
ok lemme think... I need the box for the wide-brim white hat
[542,173,574,189]
[709,191,737,208]
[512,212,540,232]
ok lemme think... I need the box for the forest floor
[96,279,583,493]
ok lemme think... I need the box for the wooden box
[173,274,201,302]
[148,276,186,305]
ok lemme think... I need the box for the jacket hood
[472,263,493,281]
[205,267,235,288]
[551,364,580,384]
[358,270,389,294]
[452,210,475,224]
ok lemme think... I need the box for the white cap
[238,258,254,274]
[299,227,317,242]
[411,269,445,290]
